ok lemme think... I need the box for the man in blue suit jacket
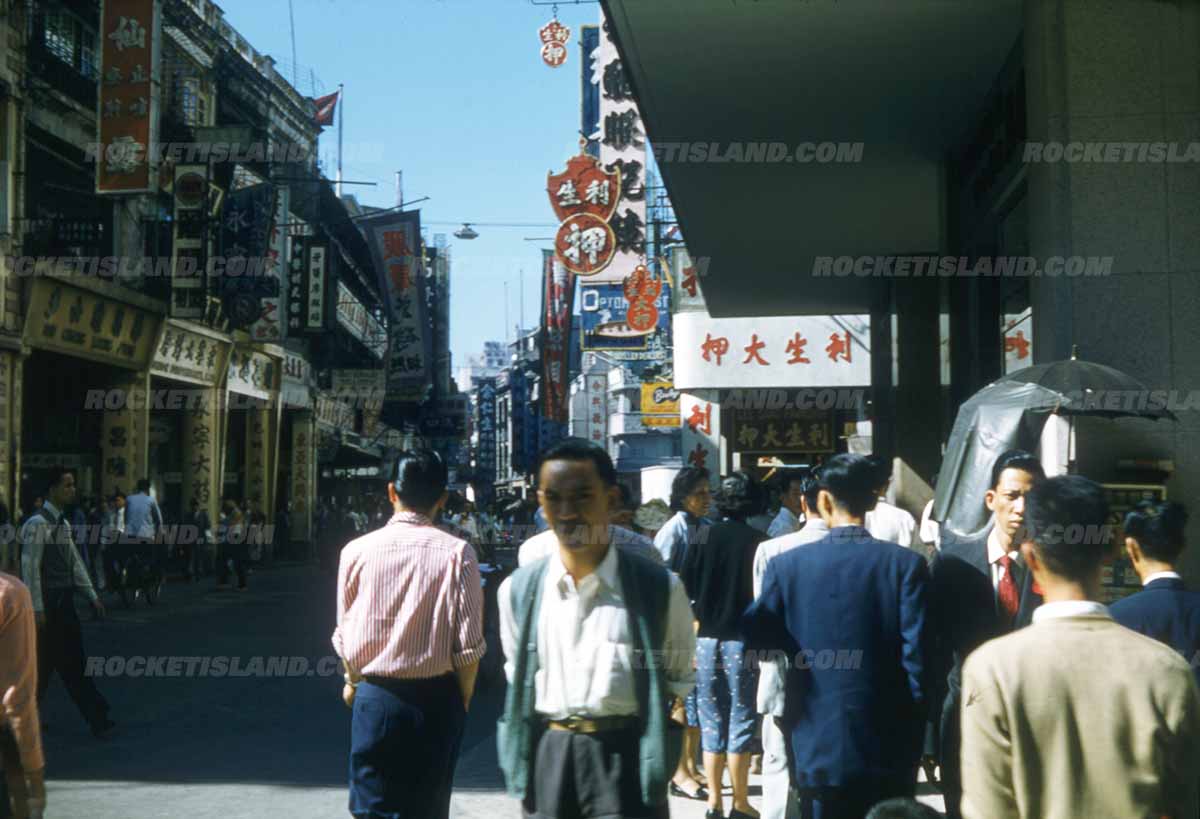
[1111,501,1200,684]
[742,454,930,819]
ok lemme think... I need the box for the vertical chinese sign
[249,186,289,341]
[540,249,575,424]
[592,12,647,284]
[473,379,497,505]
[361,210,431,407]
[218,184,278,330]
[584,373,609,447]
[97,0,161,194]
[680,390,721,486]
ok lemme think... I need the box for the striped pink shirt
[333,511,486,679]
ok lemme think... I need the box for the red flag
[313,91,339,127]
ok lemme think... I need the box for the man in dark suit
[743,454,930,819]
[927,449,1045,819]
[1110,501,1200,684]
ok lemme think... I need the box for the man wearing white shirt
[752,471,827,819]
[766,473,805,539]
[498,439,696,818]
[863,456,917,548]
[960,475,1200,819]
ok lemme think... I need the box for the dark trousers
[939,689,963,819]
[799,775,915,819]
[349,675,465,819]
[522,725,669,819]
[37,588,109,729]
[216,543,247,588]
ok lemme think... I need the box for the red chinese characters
[687,443,708,469]
[786,333,811,364]
[826,331,852,363]
[623,265,662,333]
[686,402,712,435]
[701,334,730,366]
[681,265,698,297]
[743,334,769,366]
[1005,330,1030,360]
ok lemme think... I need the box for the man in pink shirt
[333,449,486,819]
[0,571,44,819]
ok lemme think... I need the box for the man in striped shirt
[333,450,486,819]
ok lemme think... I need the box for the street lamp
[454,223,479,240]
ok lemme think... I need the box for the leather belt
[546,715,638,734]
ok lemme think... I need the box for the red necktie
[997,555,1020,624]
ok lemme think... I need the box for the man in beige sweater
[960,475,1200,819]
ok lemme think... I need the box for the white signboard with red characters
[673,313,871,390]
[680,390,721,486]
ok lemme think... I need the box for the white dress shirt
[767,506,802,539]
[864,499,917,548]
[498,542,696,719]
[518,526,663,567]
[652,510,706,565]
[1032,600,1110,624]
[753,519,830,717]
[986,527,1022,592]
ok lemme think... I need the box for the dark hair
[45,466,73,496]
[715,470,763,520]
[866,455,892,492]
[865,798,941,819]
[800,468,823,510]
[136,478,151,493]
[1023,475,1112,580]
[537,438,617,487]
[1124,501,1188,563]
[669,466,710,512]
[990,449,1045,490]
[817,454,878,517]
[779,471,807,494]
[392,449,448,512]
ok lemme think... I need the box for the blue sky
[221,0,603,368]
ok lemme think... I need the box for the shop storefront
[21,277,163,509]
[148,320,232,526]
[224,345,283,552]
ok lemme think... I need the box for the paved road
[38,563,942,817]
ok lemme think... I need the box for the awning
[601,0,1022,317]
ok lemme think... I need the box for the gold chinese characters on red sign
[97,0,160,194]
[548,153,621,276]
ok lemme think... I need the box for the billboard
[97,0,161,194]
[579,281,670,351]
[641,382,680,428]
[541,249,575,423]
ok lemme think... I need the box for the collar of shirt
[1032,600,1110,624]
[42,500,61,523]
[389,511,432,526]
[548,539,619,598]
[1144,570,1183,586]
[986,526,1019,566]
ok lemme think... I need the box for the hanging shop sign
[97,0,162,194]
[673,312,871,390]
[680,390,721,482]
[360,210,431,395]
[281,351,313,410]
[641,382,680,428]
[226,348,278,401]
[24,280,161,369]
[335,281,386,359]
[540,249,575,423]
[539,18,571,68]
[548,151,620,276]
[218,183,279,330]
[669,244,708,314]
[730,408,836,454]
[314,392,356,431]
[170,162,209,318]
[593,15,647,284]
[580,281,670,351]
[150,320,230,386]
[248,186,289,341]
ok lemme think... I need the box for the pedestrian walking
[682,470,766,819]
[1109,501,1200,684]
[926,450,1045,818]
[652,465,712,797]
[742,454,930,819]
[0,572,44,819]
[863,456,918,549]
[766,473,805,539]
[122,480,163,579]
[333,449,485,819]
[18,468,114,739]
[959,475,1200,819]
[752,471,828,819]
[497,438,696,818]
[215,498,247,591]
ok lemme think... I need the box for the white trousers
[761,716,800,819]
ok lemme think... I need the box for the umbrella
[998,346,1176,421]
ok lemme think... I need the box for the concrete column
[895,278,942,483]
[869,281,894,461]
[182,387,222,532]
[1024,0,1200,572]
[101,370,150,498]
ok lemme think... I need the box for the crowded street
[3,0,1200,818]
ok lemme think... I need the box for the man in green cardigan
[497,438,697,818]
